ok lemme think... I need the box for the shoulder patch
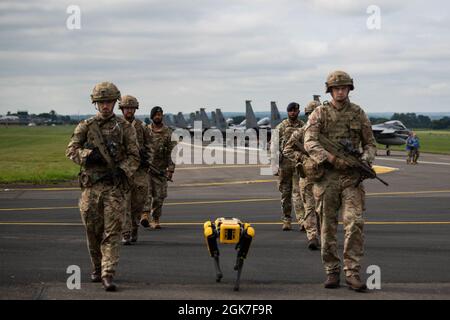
[84,116,96,126]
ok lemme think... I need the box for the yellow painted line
[1,221,450,226]
[165,198,276,206]
[1,187,79,192]
[0,165,397,193]
[367,190,450,197]
[0,206,78,212]
[177,179,276,187]
[0,222,83,226]
[373,165,398,174]
[2,190,450,212]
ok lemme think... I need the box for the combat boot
[90,267,101,283]
[102,276,117,292]
[307,238,320,251]
[131,228,138,243]
[140,212,150,228]
[324,273,340,289]
[345,274,367,292]
[282,221,291,231]
[151,218,161,229]
[121,234,132,245]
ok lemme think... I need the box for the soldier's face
[152,112,163,124]
[97,100,115,116]
[122,107,136,120]
[288,108,299,120]
[331,86,350,102]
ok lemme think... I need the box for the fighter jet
[174,112,190,129]
[163,114,177,130]
[372,120,410,155]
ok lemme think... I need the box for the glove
[113,167,130,189]
[86,148,105,165]
[113,167,127,180]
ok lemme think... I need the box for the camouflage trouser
[79,182,126,278]
[278,159,304,223]
[313,170,365,277]
[407,148,420,163]
[143,174,168,220]
[299,178,319,241]
[122,167,149,238]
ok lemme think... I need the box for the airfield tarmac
[1,148,450,300]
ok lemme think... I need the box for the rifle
[89,120,115,170]
[148,163,173,182]
[87,120,129,187]
[318,135,389,187]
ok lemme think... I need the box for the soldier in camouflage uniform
[119,95,153,245]
[304,71,376,291]
[283,100,321,250]
[66,82,140,291]
[141,106,177,229]
[271,102,305,231]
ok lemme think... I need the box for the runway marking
[2,190,450,212]
[372,165,398,174]
[0,206,78,211]
[1,187,79,192]
[366,190,450,197]
[0,166,396,192]
[1,221,450,226]
[377,157,450,166]
[177,179,276,187]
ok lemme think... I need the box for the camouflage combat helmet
[119,95,139,109]
[325,70,354,93]
[305,101,320,114]
[90,82,121,103]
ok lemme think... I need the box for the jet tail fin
[199,108,211,129]
[163,114,176,129]
[270,101,281,129]
[245,100,258,129]
[210,111,217,127]
[215,108,227,130]
[175,112,188,128]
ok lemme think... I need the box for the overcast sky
[1,0,449,116]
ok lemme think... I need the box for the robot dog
[203,217,255,291]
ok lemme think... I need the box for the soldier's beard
[99,110,113,119]
[153,119,162,125]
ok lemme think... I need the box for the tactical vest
[279,119,303,151]
[132,119,146,151]
[85,116,126,164]
[321,101,362,150]
[149,124,173,169]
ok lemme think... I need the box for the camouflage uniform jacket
[129,118,153,169]
[66,113,140,184]
[148,123,177,172]
[282,127,308,164]
[273,118,304,164]
[304,100,376,166]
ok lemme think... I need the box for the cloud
[0,0,450,115]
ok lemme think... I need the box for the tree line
[370,113,450,130]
